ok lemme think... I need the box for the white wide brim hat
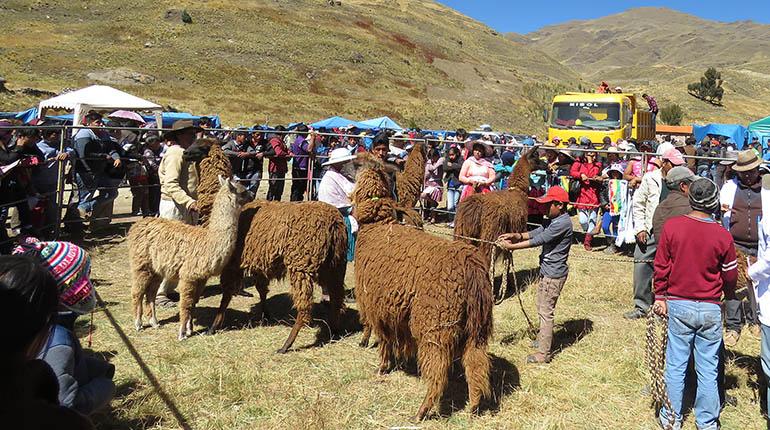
[322,148,358,166]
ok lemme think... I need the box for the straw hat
[732,150,762,172]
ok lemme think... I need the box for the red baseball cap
[535,186,569,204]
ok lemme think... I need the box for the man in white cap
[318,148,358,261]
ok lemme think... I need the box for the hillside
[0,0,581,132]
[520,7,770,125]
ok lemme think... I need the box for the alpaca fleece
[209,200,348,353]
[396,142,427,208]
[197,142,232,226]
[353,162,493,420]
[454,149,537,265]
[129,178,245,339]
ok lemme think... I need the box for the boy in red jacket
[653,177,737,430]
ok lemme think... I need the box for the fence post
[53,125,67,239]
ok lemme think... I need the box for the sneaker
[604,244,617,255]
[724,329,741,348]
[155,295,176,308]
[623,309,646,320]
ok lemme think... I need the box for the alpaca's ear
[218,175,227,187]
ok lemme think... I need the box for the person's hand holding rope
[653,299,667,317]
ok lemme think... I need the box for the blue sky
[437,1,770,34]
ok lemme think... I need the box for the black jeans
[290,167,308,201]
[267,172,285,201]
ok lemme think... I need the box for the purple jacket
[291,136,310,170]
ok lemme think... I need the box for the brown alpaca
[209,200,348,353]
[196,142,233,225]
[454,147,543,264]
[128,176,249,339]
[396,141,427,208]
[352,156,493,420]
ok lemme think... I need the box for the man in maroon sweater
[653,177,737,430]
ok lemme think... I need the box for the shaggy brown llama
[454,147,544,263]
[352,155,493,420]
[128,176,249,340]
[396,141,427,208]
[209,200,348,352]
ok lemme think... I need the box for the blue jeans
[75,172,97,212]
[661,300,722,430]
[761,324,770,412]
[76,173,118,213]
[578,208,597,233]
[446,187,460,221]
[601,212,619,237]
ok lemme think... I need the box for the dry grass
[72,191,767,429]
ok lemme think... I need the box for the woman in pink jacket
[570,150,603,250]
[459,142,495,201]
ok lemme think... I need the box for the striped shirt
[654,215,737,304]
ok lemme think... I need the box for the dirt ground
[55,188,769,429]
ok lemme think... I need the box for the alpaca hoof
[134,321,143,331]
[276,347,289,354]
[359,338,369,348]
[149,319,160,329]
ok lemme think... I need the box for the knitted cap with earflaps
[13,237,96,315]
[688,178,720,214]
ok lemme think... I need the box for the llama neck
[204,187,241,264]
[508,154,532,192]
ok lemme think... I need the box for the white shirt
[318,169,355,209]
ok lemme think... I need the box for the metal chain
[645,308,675,430]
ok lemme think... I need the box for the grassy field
[63,190,767,430]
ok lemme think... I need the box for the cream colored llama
[128,176,249,340]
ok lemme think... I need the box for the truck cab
[546,92,655,145]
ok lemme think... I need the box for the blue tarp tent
[310,116,365,129]
[693,123,747,149]
[748,116,770,148]
[359,116,403,130]
[140,112,221,128]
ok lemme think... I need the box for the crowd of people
[5,112,770,427]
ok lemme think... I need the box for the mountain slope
[0,0,580,132]
[521,7,770,125]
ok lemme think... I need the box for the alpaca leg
[177,279,196,341]
[253,275,270,324]
[131,268,157,331]
[277,270,314,353]
[323,275,344,339]
[146,274,162,328]
[320,266,346,338]
[209,266,242,334]
[377,338,395,374]
[462,343,491,414]
[360,325,372,348]
[415,341,452,421]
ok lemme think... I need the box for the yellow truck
[545,92,655,144]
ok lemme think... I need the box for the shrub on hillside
[660,103,684,125]
[687,67,724,105]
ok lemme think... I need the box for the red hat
[535,186,569,204]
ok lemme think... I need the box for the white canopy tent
[37,85,163,135]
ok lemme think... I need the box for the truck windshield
[551,102,621,130]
